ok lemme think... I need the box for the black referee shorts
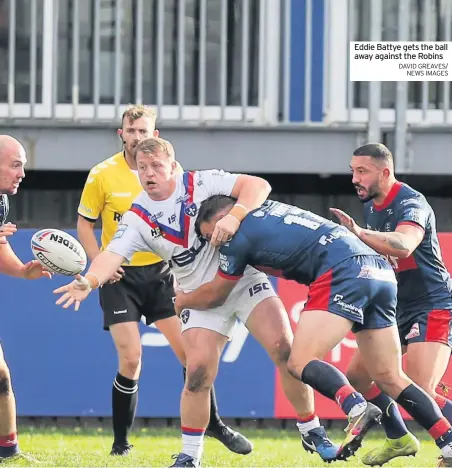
[99,261,176,330]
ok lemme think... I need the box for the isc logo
[248,282,270,297]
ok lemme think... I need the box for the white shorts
[180,271,277,338]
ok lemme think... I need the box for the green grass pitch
[2,425,442,467]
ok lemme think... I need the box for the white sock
[441,442,452,458]
[181,427,205,465]
[348,401,368,419]
[296,416,321,435]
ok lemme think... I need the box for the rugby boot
[110,443,133,456]
[206,424,253,455]
[438,455,452,467]
[301,426,340,462]
[362,432,420,466]
[169,452,199,467]
[337,402,382,460]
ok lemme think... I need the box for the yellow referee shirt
[78,152,162,266]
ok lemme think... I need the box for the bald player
[0,135,52,460]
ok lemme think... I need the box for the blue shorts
[398,309,452,347]
[304,255,397,333]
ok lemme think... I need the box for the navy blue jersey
[0,194,9,227]
[363,182,452,315]
[218,200,379,285]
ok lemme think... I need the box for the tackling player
[54,137,339,467]
[173,194,452,467]
[77,106,250,456]
[330,143,452,466]
[0,135,51,461]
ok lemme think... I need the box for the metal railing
[0,0,451,128]
[341,0,452,128]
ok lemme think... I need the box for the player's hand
[0,223,17,244]
[22,260,53,280]
[53,275,91,311]
[173,289,187,317]
[108,267,125,284]
[329,208,362,237]
[210,215,239,246]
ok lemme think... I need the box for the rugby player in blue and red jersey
[330,143,452,466]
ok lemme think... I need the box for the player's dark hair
[195,195,237,237]
[353,143,393,164]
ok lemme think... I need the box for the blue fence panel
[1,230,276,418]
[289,0,324,122]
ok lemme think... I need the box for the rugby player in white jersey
[54,137,338,467]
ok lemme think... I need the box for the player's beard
[354,182,380,203]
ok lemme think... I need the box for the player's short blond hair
[134,137,175,161]
[121,104,157,127]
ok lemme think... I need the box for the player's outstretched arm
[174,273,238,314]
[211,175,271,246]
[330,208,423,258]
[53,250,125,310]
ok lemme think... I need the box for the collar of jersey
[373,181,403,211]
[130,171,195,248]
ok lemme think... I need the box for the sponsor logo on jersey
[176,194,190,204]
[219,253,229,272]
[113,309,128,315]
[384,222,392,232]
[170,237,207,267]
[112,192,132,197]
[333,294,363,316]
[150,211,163,222]
[149,227,162,239]
[79,204,92,214]
[407,208,423,224]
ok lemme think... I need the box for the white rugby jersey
[107,170,260,290]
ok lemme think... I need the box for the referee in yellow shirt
[77,105,251,456]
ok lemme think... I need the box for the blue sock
[301,360,366,416]
[366,386,408,439]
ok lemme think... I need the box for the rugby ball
[31,229,87,275]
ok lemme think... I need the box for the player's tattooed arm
[359,224,423,259]
[330,208,424,259]
[360,230,411,257]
